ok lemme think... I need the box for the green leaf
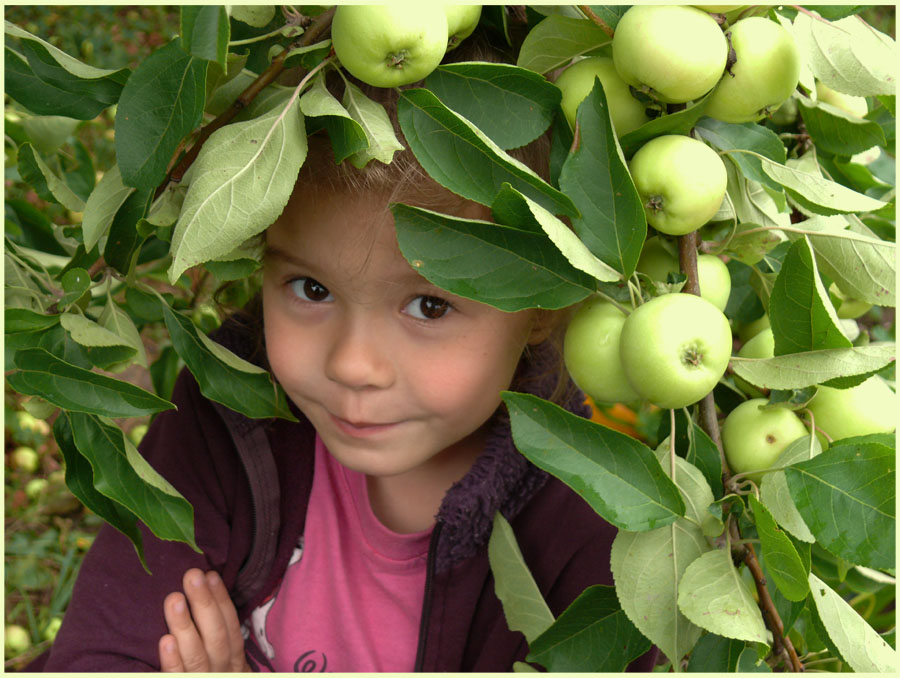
[392,203,595,312]
[558,80,645,276]
[493,184,620,282]
[759,435,822,543]
[103,185,153,275]
[162,304,296,420]
[730,344,895,391]
[785,440,895,569]
[299,73,368,164]
[169,95,307,282]
[4,46,112,120]
[98,299,148,368]
[736,647,773,672]
[488,512,555,643]
[4,308,59,334]
[611,521,709,667]
[59,312,137,362]
[793,13,896,97]
[686,633,746,672]
[784,215,895,308]
[807,573,896,672]
[342,80,404,167]
[52,414,148,572]
[502,392,685,531]
[21,115,78,155]
[760,155,888,216]
[81,164,135,251]
[16,143,86,213]
[8,347,175,417]
[677,549,769,645]
[67,411,200,553]
[617,95,712,159]
[768,237,852,356]
[397,88,578,218]
[654,444,723,539]
[748,495,810,602]
[116,39,208,190]
[229,5,276,28]
[516,15,611,75]
[181,5,229,68]
[797,97,887,156]
[425,62,561,150]
[695,118,787,192]
[526,585,651,672]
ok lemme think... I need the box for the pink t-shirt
[245,435,432,672]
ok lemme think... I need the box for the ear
[527,309,564,345]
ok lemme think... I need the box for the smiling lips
[329,413,400,438]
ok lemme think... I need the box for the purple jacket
[37,321,656,672]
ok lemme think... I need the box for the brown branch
[153,7,336,200]
[681,228,802,671]
[577,5,615,38]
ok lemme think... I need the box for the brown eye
[291,277,332,302]
[406,295,451,320]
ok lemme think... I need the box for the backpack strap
[211,401,281,610]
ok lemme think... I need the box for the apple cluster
[331,5,482,88]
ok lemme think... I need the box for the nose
[324,316,395,390]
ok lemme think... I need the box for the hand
[158,568,250,672]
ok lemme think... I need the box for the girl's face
[262,184,540,483]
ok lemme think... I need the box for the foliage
[4,4,896,673]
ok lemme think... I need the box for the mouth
[329,413,401,438]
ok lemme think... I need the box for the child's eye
[290,277,333,303]
[405,295,452,320]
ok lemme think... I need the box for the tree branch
[680,228,802,671]
[577,5,615,38]
[153,7,336,200]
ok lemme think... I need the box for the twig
[680,228,802,671]
[153,7,336,200]
[577,5,614,38]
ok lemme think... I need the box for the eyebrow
[263,243,436,287]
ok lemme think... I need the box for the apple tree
[4,4,895,672]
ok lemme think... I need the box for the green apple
[128,424,149,446]
[629,135,728,236]
[5,624,30,657]
[697,254,731,312]
[10,446,40,473]
[738,313,770,342]
[619,293,732,409]
[331,5,449,88]
[612,5,728,104]
[816,81,869,118]
[734,327,774,397]
[444,5,481,50]
[636,238,731,311]
[15,410,50,436]
[555,57,650,136]
[722,398,809,482]
[769,97,798,126]
[705,17,801,123]
[25,477,49,499]
[828,282,873,319]
[564,297,641,404]
[42,617,63,643]
[807,376,896,444]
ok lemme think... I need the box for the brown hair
[221,28,578,409]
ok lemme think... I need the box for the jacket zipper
[414,520,443,672]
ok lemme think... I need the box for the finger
[163,591,208,672]
[158,634,185,672]
[182,568,232,671]
[205,570,247,671]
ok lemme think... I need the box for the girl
[38,37,655,674]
